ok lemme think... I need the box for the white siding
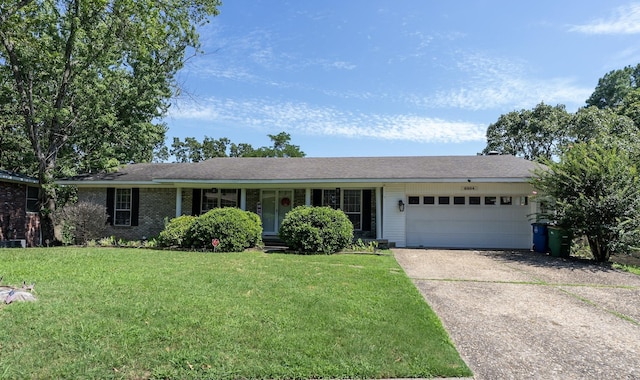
[382,185,406,247]
[403,182,535,249]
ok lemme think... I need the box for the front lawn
[0,247,470,379]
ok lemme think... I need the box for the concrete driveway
[393,249,640,380]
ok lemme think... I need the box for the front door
[261,190,293,234]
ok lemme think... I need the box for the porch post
[305,188,311,205]
[240,188,247,210]
[175,187,182,217]
[376,187,382,239]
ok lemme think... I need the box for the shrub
[245,211,263,248]
[157,215,197,247]
[56,201,108,245]
[279,206,353,254]
[186,208,263,252]
[532,142,640,262]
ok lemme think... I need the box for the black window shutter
[362,189,372,232]
[237,189,241,208]
[192,189,201,216]
[312,189,322,206]
[106,188,115,225]
[131,188,140,226]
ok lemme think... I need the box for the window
[408,196,420,204]
[438,196,450,205]
[423,196,435,205]
[469,196,481,205]
[343,190,362,230]
[114,189,132,226]
[454,196,465,205]
[322,189,339,209]
[26,186,39,213]
[201,188,238,212]
[518,196,529,206]
[220,189,238,208]
[484,196,497,205]
[202,188,218,212]
[500,196,513,205]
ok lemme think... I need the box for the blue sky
[165,1,640,157]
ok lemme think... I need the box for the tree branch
[49,0,79,162]
[0,0,35,27]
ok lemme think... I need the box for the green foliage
[483,102,571,161]
[0,0,221,241]
[169,131,305,161]
[186,208,263,252]
[612,263,640,275]
[532,142,640,262]
[157,215,197,247]
[279,206,354,254]
[586,64,640,109]
[245,132,306,158]
[350,238,379,253]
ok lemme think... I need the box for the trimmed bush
[279,206,353,254]
[186,208,263,252]
[157,215,197,247]
[56,201,108,245]
[246,211,263,248]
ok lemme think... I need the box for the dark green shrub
[246,211,263,247]
[157,215,197,247]
[186,208,263,252]
[279,206,353,254]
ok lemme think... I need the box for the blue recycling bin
[532,223,548,253]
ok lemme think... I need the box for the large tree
[586,64,640,109]
[483,102,571,161]
[170,132,306,162]
[0,0,221,241]
[532,142,640,262]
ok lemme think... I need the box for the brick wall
[246,189,260,214]
[78,187,176,241]
[0,181,41,246]
[76,186,378,242]
[293,189,306,207]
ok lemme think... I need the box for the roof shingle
[60,156,539,185]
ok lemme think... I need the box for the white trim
[113,188,132,227]
[175,188,182,217]
[240,188,247,210]
[376,187,382,239]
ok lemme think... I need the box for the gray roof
[0,169,39,185]
[59,156,539,186]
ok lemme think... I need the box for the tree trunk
[37,158,57,245]
[587,236,611,262]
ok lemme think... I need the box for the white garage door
[406,195,532,249]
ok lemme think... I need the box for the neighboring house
[58,155,540,249]
[0,170,41,247]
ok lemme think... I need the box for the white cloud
[419,52,591,112]
[569,3,640,34]
[326,61,357,70]
[168,97,486,144]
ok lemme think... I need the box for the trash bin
[548,226,572,258]
[531,223,548,253]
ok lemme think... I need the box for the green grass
[612,262,640,275]
[0,247,470,379]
